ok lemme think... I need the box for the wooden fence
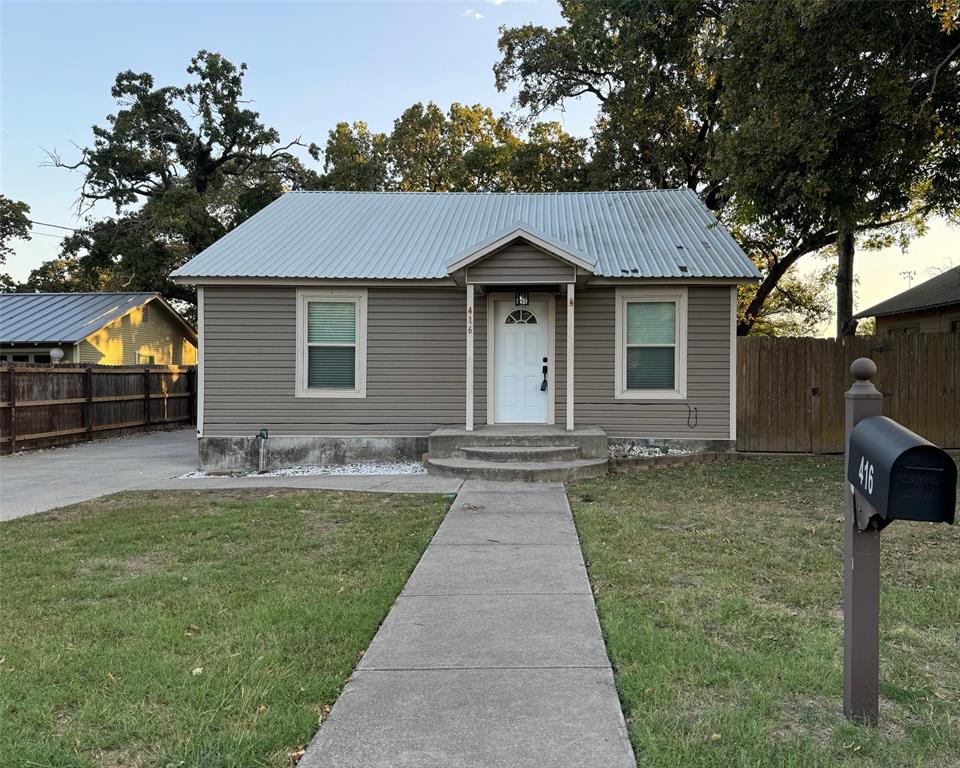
[0,364,196,454]
[736,334,959,454]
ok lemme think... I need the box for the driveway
[0,429,198,521]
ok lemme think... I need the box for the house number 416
[857,456,875,495]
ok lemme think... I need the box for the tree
[317,101,588,192]
[495,1,960,335]
[720,0,960,335]
[38,50,319,303]
[0,195,31,290]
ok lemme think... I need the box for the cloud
[463,8,484,20]
[486,0,507,5]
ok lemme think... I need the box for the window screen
[625,301,677,390]
[306,301,357,389]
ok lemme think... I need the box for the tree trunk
[835,220,858,337]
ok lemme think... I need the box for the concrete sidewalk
[300,480,635,768]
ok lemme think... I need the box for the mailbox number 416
[857,456,875,495]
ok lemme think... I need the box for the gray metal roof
[0,292,160,344]
[171,189,761,281]
[855,266,960,318]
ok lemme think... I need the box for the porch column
[466,284,475,431]
[566,282,575,431]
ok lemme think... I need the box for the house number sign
[467,305,473,335]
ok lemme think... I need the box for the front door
[495,298,549,423]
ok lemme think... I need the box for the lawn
[0,488,450,768]
[569,456,960,768]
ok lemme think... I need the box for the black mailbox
[847,416,957,530]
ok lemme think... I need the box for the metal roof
[1,292,163,344]
[855,266,960,318]
[171,189,761,281]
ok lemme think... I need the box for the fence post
[843,357,883,724]
[8,366,16,453]
[143,367,151,431]
[85,367,94,440]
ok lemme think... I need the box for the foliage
[318,101,588,192]
[28,51,319,303]
[495,0,960,335]
[737,263,834,337]
[0,195,31,290]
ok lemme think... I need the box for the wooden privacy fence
[737,334,959,454]
[0,364,196,454]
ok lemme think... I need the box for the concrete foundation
[199,435,429,474]
[607,436,736,454]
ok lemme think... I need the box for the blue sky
[1,0,956,320]
[1,0,596,280]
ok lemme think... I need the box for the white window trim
[615,287,688,400]
[295,288,367,399]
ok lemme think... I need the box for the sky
[1,0,957,331]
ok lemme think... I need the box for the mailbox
[847,416,957,530]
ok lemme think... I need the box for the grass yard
[0,488,450,768]
[569,457,960,768]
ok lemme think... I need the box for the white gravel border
[178,461,427,479]
[608,441,692,459]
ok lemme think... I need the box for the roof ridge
[286,188,691,196]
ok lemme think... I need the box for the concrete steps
[426,425,609,482]
[426,456,609,482]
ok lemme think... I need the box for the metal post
[843,357,883,724]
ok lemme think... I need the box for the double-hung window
[615,288,687,399]
[296,289,367,398]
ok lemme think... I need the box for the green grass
[569,457,960,768]
[0,488,450,768]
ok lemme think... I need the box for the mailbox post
[842,358,956,726]
[843,358,883,725]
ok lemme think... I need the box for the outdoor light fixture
[515,289,529,307]
[49,347,64,365]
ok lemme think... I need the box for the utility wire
[27,219,79,232]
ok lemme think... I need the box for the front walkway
[300,480,636,768]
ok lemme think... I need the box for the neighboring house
[171,190,760,475]
[854,266,960,334]
[0,292,198,365]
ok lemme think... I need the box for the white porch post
[466,283,475,431]
[566,282,575,431]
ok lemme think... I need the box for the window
[950,319,960,333]
[296,289,367,398]
[138,353,156,365]
[505,309,538,325]
[141,304,149,323]
[34,354,51,364]
[615,288,687,399]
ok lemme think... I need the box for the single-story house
[854,265,960,334]
[0,292,198,365]
[171,190,760,477]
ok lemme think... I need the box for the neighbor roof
[854,266,960,319]
[0,292,190,345]
[171,190,761,281]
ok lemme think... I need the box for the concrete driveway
[0,429,198,521]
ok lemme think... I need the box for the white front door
[495,299,550,423]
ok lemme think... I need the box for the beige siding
[876,306,960,334]
[204,286,467,436]
[203,283,732,440]
[573,286,731,439]
[79,302,198,365]
[467,242,575,284]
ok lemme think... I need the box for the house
[171,190,760,477]
[0,292,198,365]
[854,266,960,334]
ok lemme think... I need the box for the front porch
[426,424,609,482]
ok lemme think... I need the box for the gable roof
[0,292,196,345]
[854,266,960,319]
[171,189,760,281]
[445,225,597,273]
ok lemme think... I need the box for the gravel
[608,442,693,459]
[178,461,427,479]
